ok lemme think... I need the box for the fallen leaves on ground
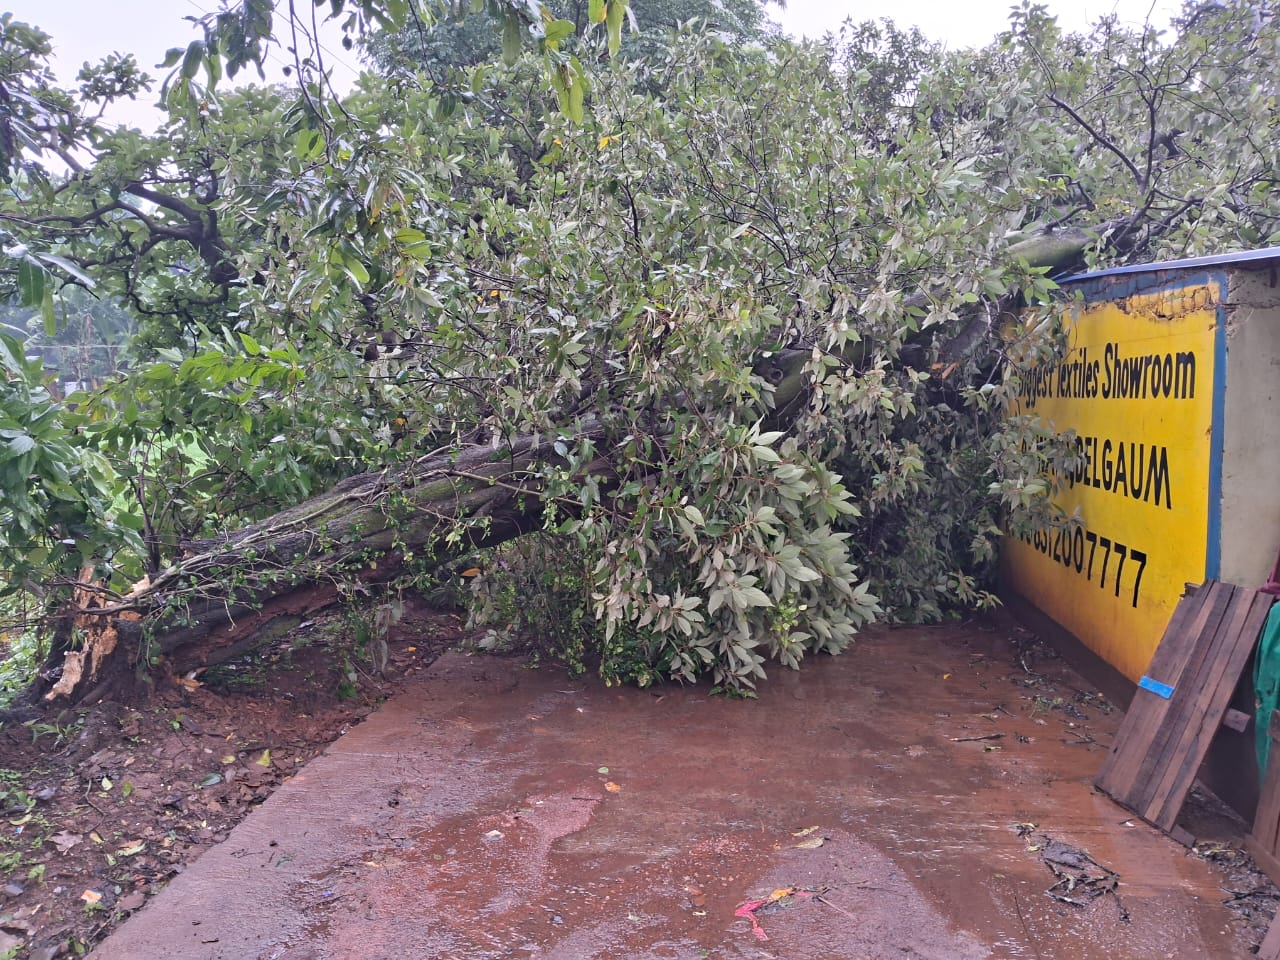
[48,831,82,854]
[0,602,456,958]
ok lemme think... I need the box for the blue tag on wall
[1139,675,1175,699]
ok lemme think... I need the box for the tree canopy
[0,1,1277,704]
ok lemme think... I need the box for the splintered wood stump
[1095,581,1273,841]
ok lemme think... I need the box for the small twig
[1008,883,1044,960]
[814,894,859,922]
[79,788,108,833]
[949,733,1005,743]
[1060,733,1098,746]
[1222,887,1280,904]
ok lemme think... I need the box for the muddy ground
[0,603,458,958]
[0,612,1276,958]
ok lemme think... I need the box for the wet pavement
[93,622,1255,959]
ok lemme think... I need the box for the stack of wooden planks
[1095,581,1273,844]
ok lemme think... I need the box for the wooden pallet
[1095,581,1273,840]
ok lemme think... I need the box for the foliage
[0,1,1278,695]
[364,0,776,79]
[0,606,43,709]
[151,0,617,125]
[467,534,678,686]
[0,334,131,594]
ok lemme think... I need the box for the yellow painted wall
[1004,282,1221,681]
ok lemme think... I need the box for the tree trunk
[36,434,588,704]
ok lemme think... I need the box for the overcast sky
[7,0,1181,131]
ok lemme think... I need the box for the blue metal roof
[1063,246,1280,284]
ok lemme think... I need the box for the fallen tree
[28,226,1099,704]
[3,4,1278,706]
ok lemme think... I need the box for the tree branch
[1047,93,1147,191]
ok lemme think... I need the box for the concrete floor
[93,622,1256,959]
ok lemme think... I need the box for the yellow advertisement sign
[1003,280,1223,682]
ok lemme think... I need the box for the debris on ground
[1194,839,1280,938]
[734,886,816,941]
[1028,834,1129,921]
[0,602,457,957]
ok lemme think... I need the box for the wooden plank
[1126,582,1236,817]
[1113,582,1226,802]
[1222,708,1251,733]
[1095,583,1212,802]
[1144,587,1268,828]
[1159,590,1271,829]
[1247,834,1280,890]
[1095,582,1272,836]
[1145,588,1270,830]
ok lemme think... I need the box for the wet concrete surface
[94,623,1255,959]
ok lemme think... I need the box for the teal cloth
[1255,602,1280,775]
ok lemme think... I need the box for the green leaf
[394,228,427,245]
[114,512,145,531]
[589,0,606,24]
[6,435,35,457]
[181,41,204,81]
[206,46,222,86]
[566,72,585,124]
[41,286,56,337]
[16,259,45,309]
[544,19,574,44]
[142,363,176,383]
[606,0,625,57]
[734,586,773,609]
[502,13,521,66]
[37,254,94,287]
[294,128,325,162]
[343,256,370,286]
